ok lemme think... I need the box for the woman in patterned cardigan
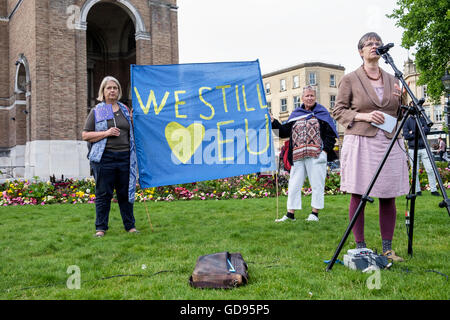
[271,86,338,222]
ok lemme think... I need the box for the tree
[388,0,450,102]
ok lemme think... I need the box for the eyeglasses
[363,41,382,48]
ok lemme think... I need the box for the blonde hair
[97,76,122,101]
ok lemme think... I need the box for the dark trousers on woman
[349,194,396,243]
[91,150,135,232]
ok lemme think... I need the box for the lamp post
[442,71,450,145]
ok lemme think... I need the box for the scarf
[288,103,338,138]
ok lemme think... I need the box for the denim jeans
[91,150,135,231]
[408,149,437,192]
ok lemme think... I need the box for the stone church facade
[0,0,178,179]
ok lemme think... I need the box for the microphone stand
[326,47,450,271]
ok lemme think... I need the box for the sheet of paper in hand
[371,112,397,133]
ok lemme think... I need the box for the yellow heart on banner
[165,122,205,164]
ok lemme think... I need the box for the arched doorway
[86,1,136,112]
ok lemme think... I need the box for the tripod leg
[407,116,450,256]
[326,196,371,271]
[407,121,420,256]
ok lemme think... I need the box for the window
[434,105,443,122]
[330,74,336,87]
[293,96,301,109]
[330,95,336,109]
[308,72,316,85]
[422,85,428,99]
[280,98,287,112]
[293,75,300,88]
[280,79,286,91]
[267,101,271,113]
[265,82,271,94]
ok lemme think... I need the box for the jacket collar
[355,66,392,108]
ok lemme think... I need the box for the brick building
[0,0,178,180]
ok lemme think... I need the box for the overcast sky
[177,0,411,75]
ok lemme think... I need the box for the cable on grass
[2,270,174,292]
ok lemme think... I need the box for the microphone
[376,43,394,55]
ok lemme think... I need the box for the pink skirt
[340,131,409,198]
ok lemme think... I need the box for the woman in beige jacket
[332,32,409,262]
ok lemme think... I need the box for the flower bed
[1,174,293,206]
[2,163,449,206]
[0,177,97,206]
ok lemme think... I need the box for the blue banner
[131,60,275,188]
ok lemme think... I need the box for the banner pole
[143,193,154,232]
[275,171,279,220]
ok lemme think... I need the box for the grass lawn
[0,192,448,300]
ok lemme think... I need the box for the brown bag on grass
[189,251,248,289]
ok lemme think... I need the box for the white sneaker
[306,213,319,221]
[275,215,296,222]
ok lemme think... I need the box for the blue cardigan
[88,101,137,203]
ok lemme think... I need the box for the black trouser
[91,150,135,232]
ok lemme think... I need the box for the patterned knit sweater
[291,116,322,162]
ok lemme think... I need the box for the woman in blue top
[82,76,138,237]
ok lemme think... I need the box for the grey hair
[97,76,122,101]
[302,85,316,95]
[357,32,383,51]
